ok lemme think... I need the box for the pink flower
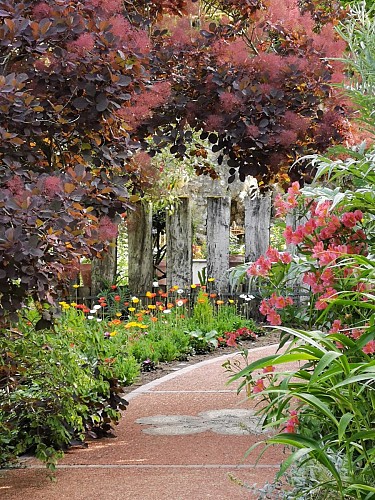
[252,379,265,394]
[262,365,275,373]
[363,340,375,355]
[259,299,271,316]
[266,247,281,263]
[315,288,337,310]
[247,255,272,277]
[280,252,292,264]
[266,309,282,326]
[329,319,342,334]
[341,212,357,229]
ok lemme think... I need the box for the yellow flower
[59,301,67,306]
[70,302,77,307]
[132,297,140,304]
[208,277,215,282]
[172,285,179,291]
[115,312,122,317]
[228,299,235,304]
[128,307,136,312]
[148,305,156,310]
[125,321,148,329]
[110,331,117,337]
[145,291,153,298]
[191,284,197,289]
[72,284,80,289]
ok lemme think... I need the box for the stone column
[128,202,153,295]
[166,197,192,289]
[244,192,272,262]
[206,196,230,293]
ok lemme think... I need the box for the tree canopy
[0,0,358,320]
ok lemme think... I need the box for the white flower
[240,294,254,301]
[97,318,102,322]
[89,309,97,314]
[177,288,184,295]
[87,315,94,320]
[163,309,171,314]
[152,281,159,287]
[176,300,184,307]
[93,304,101,310]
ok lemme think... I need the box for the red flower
[114,295,121,301]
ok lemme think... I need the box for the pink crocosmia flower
[273,295,288,309]
[289,181,300,195]
[354,210,363,221]
[262,365,275,373]
[280,252,292,264]
[315,288,337,310]
[247,255,272,276]
[267,309,282,326]
[252,379,265,394]
[342,212,357,229]
[259,299,271,316]
[321,268,335,286]
[289,410,299,425]
[362,340,375,355]
[303,218,317,235]
[312,241,324,259]
[351,329,364,340]
[335,341,345,350]
[285,424,297,433]
[329,319,342,334]
[266,247,281,263]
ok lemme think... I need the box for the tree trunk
[166,197,192,289]
[244,192,272,262]
[207,196,230,293]
[128,202,153,296]
[91,241,117,297]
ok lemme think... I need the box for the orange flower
[216,300,224,305]
[210,293,217,298]
[197,298,206,304]
[151,316,158,322]
[110,319,121,325]
[167,302,174,309]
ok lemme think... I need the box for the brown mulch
[122,331,280,395]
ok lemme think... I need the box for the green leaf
[338,413,353,441]
[228,352,317,384]
[276,447,313,480]
[310,351,342,385]
[294,393,339,426]
[266,433,342,486]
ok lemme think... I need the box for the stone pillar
[128,202,153,295]
[166,197,192,289]
[206,196,230,293]
[244,192,272,262]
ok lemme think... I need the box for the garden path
[1,344,287,500]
